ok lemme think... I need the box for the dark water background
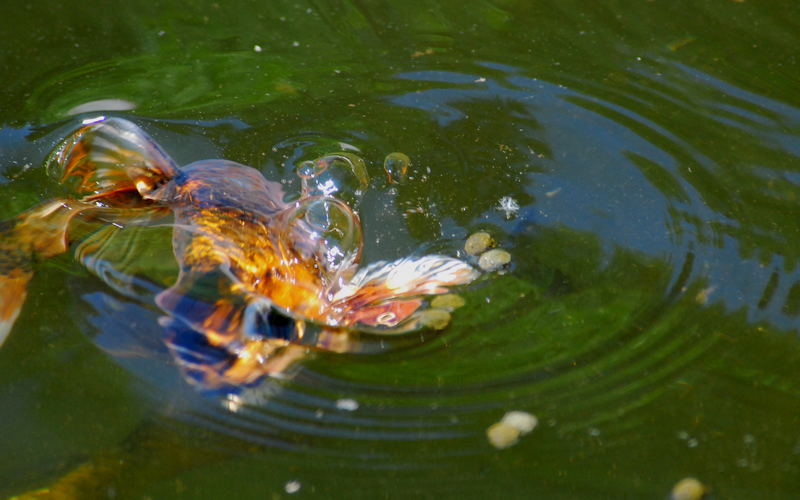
[1,1,800,498]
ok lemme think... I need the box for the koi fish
[0,118,478,392]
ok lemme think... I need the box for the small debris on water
[496,196,520,219]
[285,480,302,494]
[430,294,466,311]
[667,36,697,52]
[335,398,359,411]
[695,286,716,304]
[419,308,452,330]
[487,410,538,449]
[670,477,706,500]
[411,47,435,58]
[465,231,496,256]
[478,249,511,272]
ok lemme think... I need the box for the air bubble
[283,196,363,277]
[296,153,369,206]
[383,152,411,184]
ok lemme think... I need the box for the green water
[1,0,800,498]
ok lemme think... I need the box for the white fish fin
[332,255,478,329]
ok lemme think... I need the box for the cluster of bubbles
[284,151,411,280]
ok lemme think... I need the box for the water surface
[1,1,799,498]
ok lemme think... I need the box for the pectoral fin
[156,269,306,391]
[161,312,305,392]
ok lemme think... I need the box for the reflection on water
[1,0,800,498]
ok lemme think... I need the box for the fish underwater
[0,117,479,393]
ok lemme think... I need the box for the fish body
[0,118,478,391]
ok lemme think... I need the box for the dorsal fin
[49,117,181,201]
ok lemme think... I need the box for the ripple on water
[3,48,799,480]
[138,58,800,467]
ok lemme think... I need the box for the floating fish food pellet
[285,480,301,494]
[671,477,707,500]
[430,293,466,311]
[478,249,511,272]
[465,231,496,256]
[501,411,538,434]
[419,308,452,330]
[487,410,538,449]
[486,422,521,449]
[335,398,359,411]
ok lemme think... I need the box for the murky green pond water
[2,1,800,498]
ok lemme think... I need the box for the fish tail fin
[2,117,179,347]
[49,117,181,202]
[0,199,95,347]
[0,216,34,347]
[332,255,479,331]
[0,263,32,348]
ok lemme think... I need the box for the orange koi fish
[0,118,478,392]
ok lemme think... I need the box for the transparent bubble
[296,153,369,206]
[383,152,411,184]
[284,196,363,277]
